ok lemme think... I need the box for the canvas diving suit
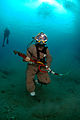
[26,44,52,93]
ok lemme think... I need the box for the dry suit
[26,44,52,93]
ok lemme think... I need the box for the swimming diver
[2,28,10,47]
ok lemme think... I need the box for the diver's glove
[45,66,51,72]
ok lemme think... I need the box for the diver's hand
[45,65,49,70]
[24,56,30,62]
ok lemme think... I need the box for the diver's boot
[30,91,36,97]
[35,79,39,85]
[30,92,41,102]
[35,79,43,87]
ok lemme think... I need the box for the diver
[2,28,10,47]
[24,32,52,96]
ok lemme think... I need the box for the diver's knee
[45,79,51,84]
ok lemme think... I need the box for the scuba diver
[24,32,52,96]
[2,28,10,47]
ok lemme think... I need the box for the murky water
[0,0,80,120]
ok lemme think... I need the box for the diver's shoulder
[32,44,35,46]
[28,44,36,49]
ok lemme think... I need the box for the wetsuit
[2,28,10,47]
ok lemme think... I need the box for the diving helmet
[34,32,48,45]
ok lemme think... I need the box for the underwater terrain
[0,0,80,120]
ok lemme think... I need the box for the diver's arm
[24,46,32,62]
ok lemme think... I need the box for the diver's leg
[7,37,8,44]
[2,37,5,47]
[37,72,51,85]
[26,65,37,96]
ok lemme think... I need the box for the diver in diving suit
[24,32,52,96]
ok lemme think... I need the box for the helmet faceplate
[35,32,48,45]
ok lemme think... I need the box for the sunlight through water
[24,0,66,13]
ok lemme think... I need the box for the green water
[0,0,80,119]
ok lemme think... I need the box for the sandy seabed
[0,64,80,120]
